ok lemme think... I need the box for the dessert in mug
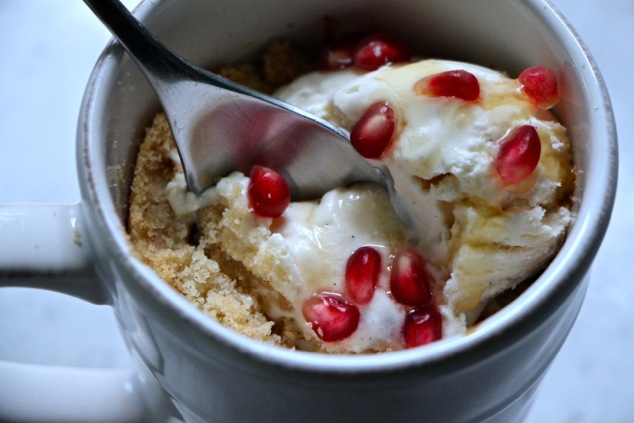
[128,34,574,353]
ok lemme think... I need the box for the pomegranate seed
[390,248,431,306]
[403,306,442,348]
[247,165,290,218]
[345,246,382,305]
[353,33,412,71]
[495,125,541,184]
[350,102,396,159]
[518,66,559,109]
[414,70,480,101]
[319,40,356,70]
[302,292,360,342]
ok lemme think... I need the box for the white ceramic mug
[0,0,617,422]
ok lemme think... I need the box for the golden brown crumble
[128,41,316,348]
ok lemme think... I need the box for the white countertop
[1,1,632,421]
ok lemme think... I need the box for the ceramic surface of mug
[0,0,617,422]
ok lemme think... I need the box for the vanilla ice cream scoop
[276,58,574,319]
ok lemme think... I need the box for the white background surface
[0,1,631,421]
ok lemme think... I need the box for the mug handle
[0,204,144,423]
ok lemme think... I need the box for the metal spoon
[84,0,413,226]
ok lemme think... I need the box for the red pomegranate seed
[353,33,412,71]
[345,246,382,305]
[350,102,396,159]
[518,66,559,109]
[319,40,356,70]
[247,165,290,218]
[302,292,360,342]
[403,306,442,348]
[390,248,431,306]
[495,125,542,184]
[414,70,480,101]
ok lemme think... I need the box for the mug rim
[78,0,617,374]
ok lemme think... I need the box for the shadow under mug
[0,0,617,422]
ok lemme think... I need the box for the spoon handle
[83,0,192,88]
[83,0,280,104]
